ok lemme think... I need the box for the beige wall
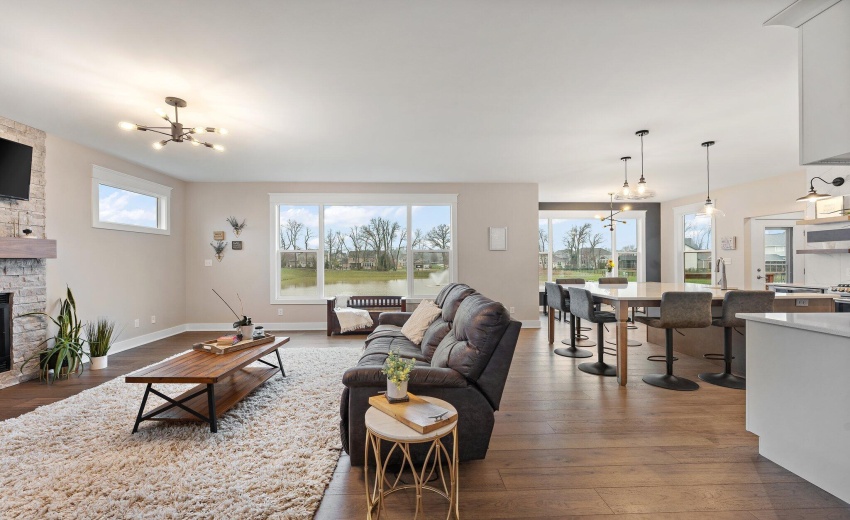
[660,170,806,288]
[184,182,539,326]
[45,136,186,346]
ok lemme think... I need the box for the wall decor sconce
[210,240,227,261]
[796,176,845,202]
[226,216,246,236]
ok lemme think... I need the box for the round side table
[364,396,459,520]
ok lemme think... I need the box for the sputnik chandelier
[119,97,227,152]
[598,193,630,231]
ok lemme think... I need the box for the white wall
[184,182,539,327]
[45,135,187,346]
[661,170,807,288]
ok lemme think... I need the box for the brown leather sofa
[339,283,521,465]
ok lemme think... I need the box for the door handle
[756,275,763,280]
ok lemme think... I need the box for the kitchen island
[738,312,850,504]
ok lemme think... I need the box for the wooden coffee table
[125,336,290,433]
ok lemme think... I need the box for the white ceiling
[0,0,799,202]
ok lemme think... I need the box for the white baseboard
[520,319,541,329]
[184,322,327,332]
[109,324,188,355]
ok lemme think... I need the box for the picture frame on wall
[489,227,507,251]
[232,241,243,250]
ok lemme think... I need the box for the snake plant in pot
[86,319,120,370]
[20,286,86,382]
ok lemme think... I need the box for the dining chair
[556,278,594,345]
[568,287,618,376]
[547,281,593,358]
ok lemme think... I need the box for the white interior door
[749,213,805,289]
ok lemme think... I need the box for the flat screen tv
[0,136,33,200]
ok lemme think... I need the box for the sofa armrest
[378,312,413,327]
[342,366,468,388]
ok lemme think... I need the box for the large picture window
[683,213,713,284]
[271,194,457,303]
[538,211,645,289]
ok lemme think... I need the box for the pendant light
[621,156,632,197]
[635,130,651,196]
[699,141,724,217]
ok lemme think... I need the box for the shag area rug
[0,346,361,520]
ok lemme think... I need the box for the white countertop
[737,312,850,338]
[766,282,833,289]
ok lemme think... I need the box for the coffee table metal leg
[207,384,217,433]
[275,348,286,377]
[132,383,152,434]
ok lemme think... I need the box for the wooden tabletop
[559,282,831,304]
[125,337,290,385]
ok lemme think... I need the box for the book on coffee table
[368,392,457,434]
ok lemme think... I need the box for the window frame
[674,203,716,285]
[537,210,647,288]
[269,193,458,304]
[91,165,172,235]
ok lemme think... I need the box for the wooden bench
[327,295,407,336]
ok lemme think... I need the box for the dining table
[555,282,757,387]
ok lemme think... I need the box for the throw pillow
[401,300,442,345]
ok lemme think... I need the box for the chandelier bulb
[212,144,225,152]
[152,140,168,150]
[193,127,206,134]
[118,122,137,131]
[216,128,229,135]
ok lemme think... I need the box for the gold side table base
[365,425,459,520]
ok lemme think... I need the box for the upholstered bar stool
[569,287,618,376]
[598,277,642,347]
[699,290,775,390]
[635,291,712,391]
[556,278,592,342]
[546,282,593,358]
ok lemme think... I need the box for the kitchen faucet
[716,257,727,290]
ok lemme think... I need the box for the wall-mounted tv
[0,136,33,200]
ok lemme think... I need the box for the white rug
[0,346,361,520]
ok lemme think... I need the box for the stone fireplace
[0,117,49,389]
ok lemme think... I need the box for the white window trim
[91,165,172,235]
[269,193,458,304]
[673,203,716,285]
[538,210,647,283]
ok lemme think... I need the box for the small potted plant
[382,349,416,401]
[86,318,119,370]
[606,259,615,273]
[213,289,254,340]
[226,216,246,236]
[210,240,227,261]
[20,286,87,382]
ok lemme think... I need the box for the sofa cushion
[420,318,451,360]
[401,300,442,345]
[430,293,511,381]
[439,284,475,323]
[365,324,406,344]
[358,335,430,366]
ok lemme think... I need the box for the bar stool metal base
[578,361,617,376]
[698,372,746,390]
[554,346,593,358]
[642,374,700,391]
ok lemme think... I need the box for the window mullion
[406,205,413,298]
[318,205,325,298]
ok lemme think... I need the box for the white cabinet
[799,0,850,164]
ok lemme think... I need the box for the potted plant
[210,240,227,261]
[381,349,416,400]
[225,216,246,236]
[85,318,119,370]
[213,289,254,340]
[20,286,86,382]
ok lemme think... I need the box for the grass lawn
[281,268,438,286]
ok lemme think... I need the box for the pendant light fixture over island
[699,140,724,217]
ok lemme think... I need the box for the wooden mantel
[0,238,57,259]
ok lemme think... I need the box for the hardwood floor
[1,323,848,519]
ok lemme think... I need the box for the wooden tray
[368,392,457,434]
[193,333,275,355]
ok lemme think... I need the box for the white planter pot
[90,355,108,370]
[386,379,408,400]
[240,325,255,340]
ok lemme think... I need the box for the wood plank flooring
[0,323,848,519]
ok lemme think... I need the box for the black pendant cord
[639,133,645,182]
[706,144,710,201]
